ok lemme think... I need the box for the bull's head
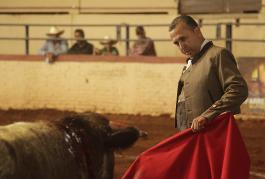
[0,113,139,179]
[60,113,140,179]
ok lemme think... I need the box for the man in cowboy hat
[96,36,119,56]
[38,26,68,63]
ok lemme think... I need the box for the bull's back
[0,121,80,179]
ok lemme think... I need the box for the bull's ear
[106,127,139,149]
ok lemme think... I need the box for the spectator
[129,25,156,56]
[96,36,119,56]
[68,29,94,55]
[38,26,68,63]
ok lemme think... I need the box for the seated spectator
[68,29,94,55]
[129,25,156,56]
[96,36,119,56]
[38,26,68,63]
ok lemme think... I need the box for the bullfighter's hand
[191,116,207,132]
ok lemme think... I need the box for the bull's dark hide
[0,113,139,179]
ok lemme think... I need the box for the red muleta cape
[122,113,250,179]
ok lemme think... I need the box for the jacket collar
[186,41,213,65]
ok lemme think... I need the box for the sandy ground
[0,109,264,179]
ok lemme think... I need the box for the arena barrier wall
[0,55,264,116]
[238,57,265,115]
[0,55,184,116]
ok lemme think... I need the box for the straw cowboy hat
[100,36,118,45]
[46,26,64,36]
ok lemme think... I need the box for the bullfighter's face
[170,21,204,58]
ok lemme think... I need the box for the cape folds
[122,113,250,179]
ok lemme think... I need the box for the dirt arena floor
[0,109,264,179]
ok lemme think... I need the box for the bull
[0,113,140,179]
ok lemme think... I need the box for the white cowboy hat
[100,35,118,45]
[46,26,64,36]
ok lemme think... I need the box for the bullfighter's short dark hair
[169,15,198,32]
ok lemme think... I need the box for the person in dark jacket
[68,29,94,55]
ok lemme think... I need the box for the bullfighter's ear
[106,127,139,149]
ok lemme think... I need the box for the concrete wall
[0,55,184,116]
[0,0,176,10]
[0,0,264,57]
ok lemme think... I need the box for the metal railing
[0,22,265,55]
